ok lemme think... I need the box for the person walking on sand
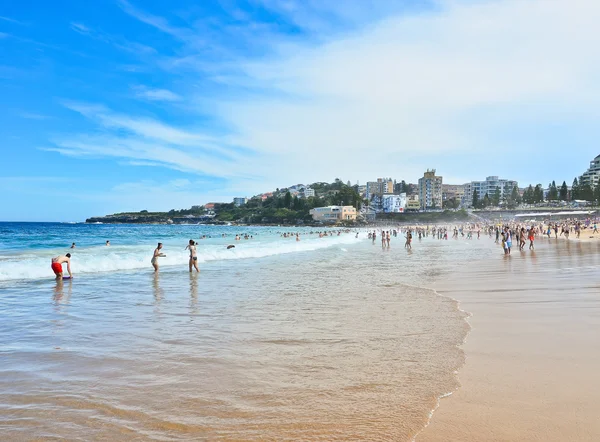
[51,254,73,279]
[151,243,166,273]
[185,239,200,273]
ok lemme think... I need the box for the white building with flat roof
[303,187,315,198]
[463,176,518,207]
[309,206,357,222]
[382,193,407,213]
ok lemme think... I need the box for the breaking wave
[0,235,359,281]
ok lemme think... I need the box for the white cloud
[132,85,182,102]
[0,16,26,25]
[70,22,90,34]
[117,0,193,41]
[52,0,600,202]
[69,21,156,55]
[211,0,600,185]
[19,112,51,120]
[52,102,264,192]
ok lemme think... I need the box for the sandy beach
[419,237,600,441]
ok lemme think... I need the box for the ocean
[0,222,489,440]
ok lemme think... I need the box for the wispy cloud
[19,111,51,120]
[117,0,193,41]
[69,21,156,54]
[49,101,261,183]
[61,101,232,152]
[70,22,90,34]
[49,0,600,199]
[0,16,26,25]
[132,85,182,102]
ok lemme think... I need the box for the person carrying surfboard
[51,254,72,280]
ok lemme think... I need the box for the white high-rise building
[580,154,600,188]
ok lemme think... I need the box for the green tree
[283,191,292,208]
[579,183,594,202]
[492,187,501,207]
[571,178,580,200]
[502,183,511,207]
[443,197,460,210]
[509,185,520,208]
[534,184,544,203]
[559,181,568,201]
[482,193,491,208]
[548,181,558,201]
[472,189,479,209]
[594,184,600,205]
[523,185,534,204]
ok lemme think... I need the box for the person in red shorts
[51,253,72,279]
[528,226,535,250]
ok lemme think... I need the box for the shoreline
[418,238,600,441]
[412,285,473,442]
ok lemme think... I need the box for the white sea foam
[0,235,359,281]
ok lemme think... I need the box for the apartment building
[463,176,518,207]
[580,154,600,188]
[418,169,443,210]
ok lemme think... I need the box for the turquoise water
[0,222,484,440]
[0,223,358,281]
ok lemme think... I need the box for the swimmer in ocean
[185,239,200,273]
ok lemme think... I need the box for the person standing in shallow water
[51,253,73,279]
[151,243,166,272]
[528,227,535,250]
[185,239,199,273]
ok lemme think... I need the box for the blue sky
[1,0,599,221]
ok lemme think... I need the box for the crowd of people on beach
[49,219,597,279]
